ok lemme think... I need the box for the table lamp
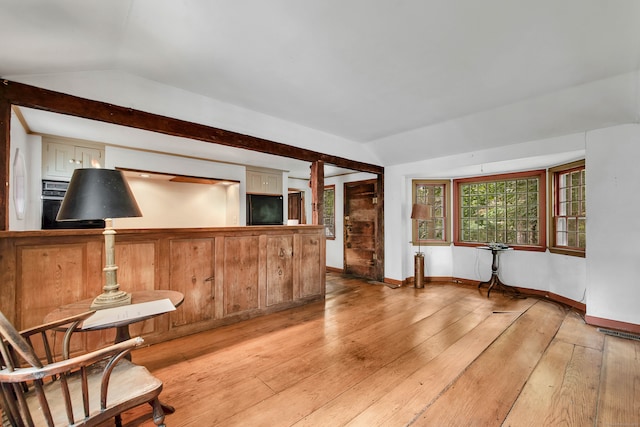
[411,203,431,288]
[57,168,142,309]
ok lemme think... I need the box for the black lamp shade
[57,169,142,221]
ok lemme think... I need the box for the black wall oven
[41,180,105,229]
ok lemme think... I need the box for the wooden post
[375,172,385,281]
[0,83,10,231]
[310,160,324,226]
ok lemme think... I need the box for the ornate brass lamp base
[90,289,132,310]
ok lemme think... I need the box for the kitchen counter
[0,225,326,350]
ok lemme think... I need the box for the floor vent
[598,328,640,342]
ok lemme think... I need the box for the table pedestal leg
[478,271,520,297]
[477,249,521,297]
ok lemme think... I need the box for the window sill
[454,242,546,252]
[414,241,452,246]
[549,247,585,258]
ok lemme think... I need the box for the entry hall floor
[115,273,640,426]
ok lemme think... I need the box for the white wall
[585,124,640,325]
[386,124,640,327]
[106,146,245,228]
[385,133,589,301]
[226,184,240,226]
[116,177,238,229]
[9,112,41,231]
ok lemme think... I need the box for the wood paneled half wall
[0,226,326,352]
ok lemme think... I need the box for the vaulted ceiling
[2,1,640,173]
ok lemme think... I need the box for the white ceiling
[2,0,640,174]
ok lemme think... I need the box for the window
[412,180,450,245]
[549,160,585,256]
[323,186,335,239]
[454,170,546,250]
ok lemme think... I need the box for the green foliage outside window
[323,187,335,238]
[415,183,446,242]
[551,161,586,254]
[458,176,541,246]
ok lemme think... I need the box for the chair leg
[150,398,166,427]
[115,414,123,427]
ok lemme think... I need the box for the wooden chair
[0,310,165,426]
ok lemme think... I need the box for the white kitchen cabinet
[246,169,283,194]
[43,140,104,180]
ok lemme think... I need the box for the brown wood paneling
[223,235,260,315]
[0,237,17,323]
[299,234,324,298]
[169,238,215,327]
[1,226,325,349]
[266,235,294,306]
[344,179,379,280]
[18,244,88,329]
[115,241,158,340]
[18,244,90,355]
[116,241,157,293]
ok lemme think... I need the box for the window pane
[413,181,448,244]
[553,163,586,251]
[455,172,542,246]
[323,187,335,238]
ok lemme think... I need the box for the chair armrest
[19,311,96,338]
[0,337,144,383]
[19,311,96,361]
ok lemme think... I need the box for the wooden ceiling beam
[0,80,384,175]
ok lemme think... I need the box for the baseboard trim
[401,275,587,312]
[384,277,404,287]
[325,266,343,274]
[357,273,638,332]
[398,276,456,287]
[511,287,586,313]
[584,315,640,335]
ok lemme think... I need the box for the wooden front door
[344,179,382,281]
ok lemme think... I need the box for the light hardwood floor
[114,273,640,426]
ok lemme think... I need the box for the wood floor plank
[596,336,640,426]
[502,340,602,426]
[553,309,604,351]
[294,304,495,426]
[90,274,639,427]
[345,310,525,426]
[217,292,488,425]
[258,287,472,392]
[410,301,566,427]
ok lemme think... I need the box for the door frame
[342,175,384,281]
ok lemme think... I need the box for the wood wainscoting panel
[299,233,324,298]
[17,241,102,355]
[168,238,215,327]
[2,226,325,349]
[223,235,260,315]
[266,235,294,306]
